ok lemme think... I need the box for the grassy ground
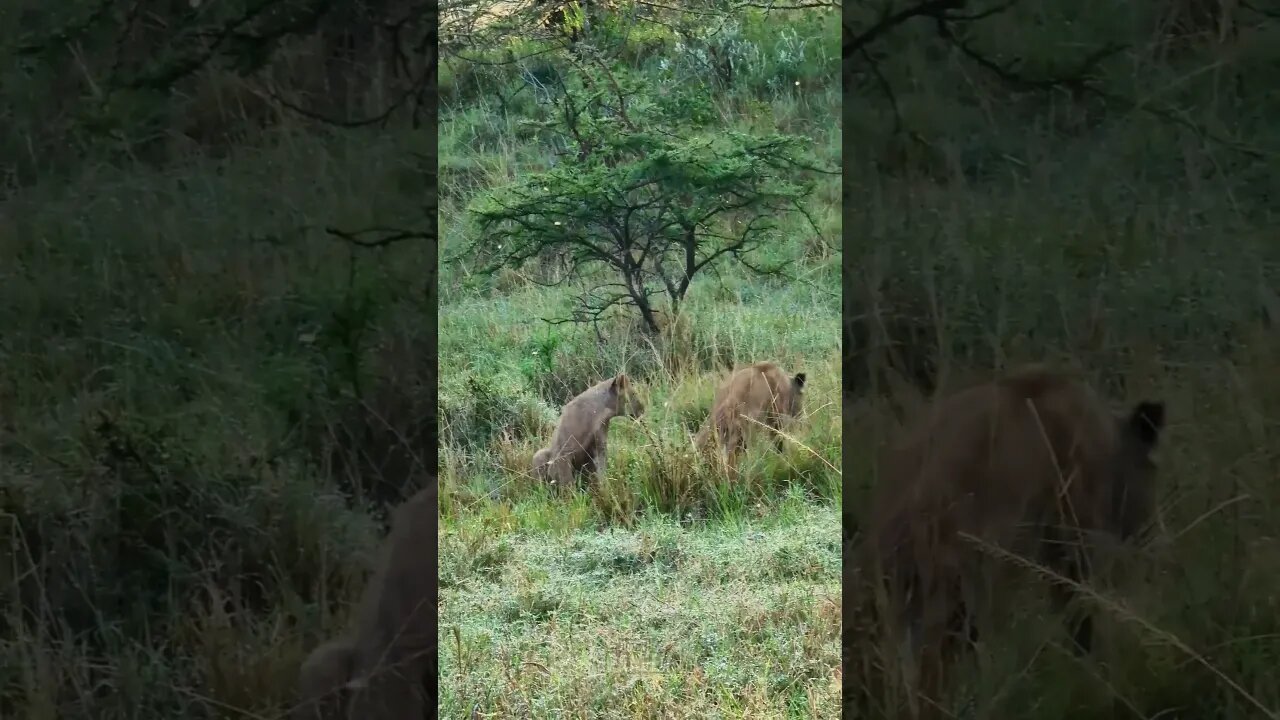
[438,5,842,718]
[440,497,841,718]
[438,281,842,718]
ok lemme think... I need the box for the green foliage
[518,329,563,385]
[440,4,840,716]
[444,369,556,450]
[460,58,828,332]
[468,129,817,240]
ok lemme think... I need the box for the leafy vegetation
[457,62,829,332]
[440,1,841,716]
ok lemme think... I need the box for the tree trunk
[632,291,661,333]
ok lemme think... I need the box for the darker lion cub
[294,484,436,720]
[864,366,1164,715]
[695,361,806,471]
[531,373,645,487]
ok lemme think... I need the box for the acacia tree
[456,59,825,334]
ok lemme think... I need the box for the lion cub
[294,484,437,719]
[695,361,806,472]
[532,373,645,487]
[864,366,1164,716]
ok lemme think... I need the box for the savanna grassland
[438,3,842,718]
[847,2,1280,718]
[0,4,435,719]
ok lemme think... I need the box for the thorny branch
[16,0,436,130]
[847,0,1276,158]
[324,226,435,249]
[737,1,841,8]
[933,19,1269,158]
[845,0,966,58]
[464,150,807,333]
[248,223,434,250]
[1240,1,1280,20]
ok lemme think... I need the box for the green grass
[0,132,426,718]
[0,113,433,719]
[439,497,840,718]
[437,196,843,717]
[438,4,842,717]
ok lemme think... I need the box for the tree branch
[324,226,433,249]
[934,21,1271,159]
[846,0,964,58]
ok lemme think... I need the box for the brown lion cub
[695,361,806,471]
[293,484,437,720]
[532,373,645,487]
[864,366,1164,716]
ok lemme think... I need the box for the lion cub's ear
[793,373,806,389]
[612,373,628,391]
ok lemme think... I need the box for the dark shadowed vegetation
[1,1,434,717]
[846,1,1280,717]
